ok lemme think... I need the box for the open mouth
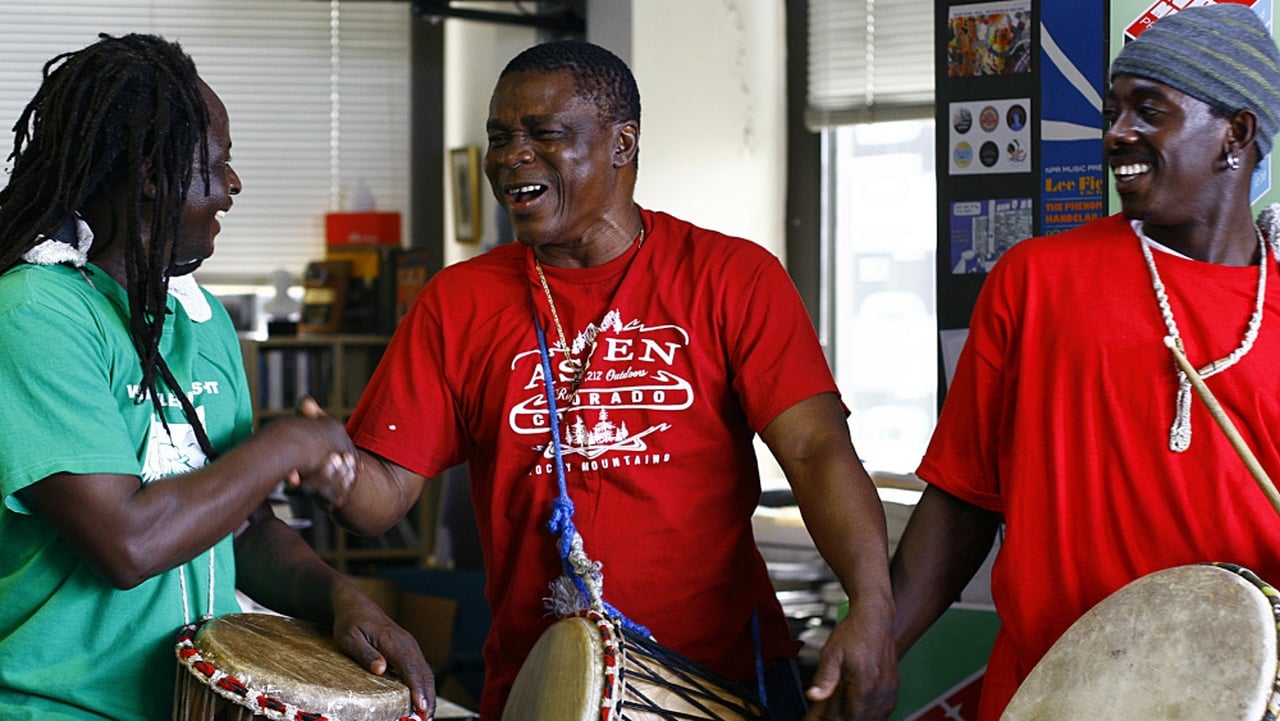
[505,183,548,206]
[169,257,205,275]
[1111,161,1152,184]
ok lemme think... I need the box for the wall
[628,0,787,256]
[442,19,538,267]
[441,0,788,262]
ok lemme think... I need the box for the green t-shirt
[0,263,249,720]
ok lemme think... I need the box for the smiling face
[1103,74,1235,227]
[483,69,636,253]
[169,80,241,276]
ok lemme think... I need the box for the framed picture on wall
[450,146,482,244]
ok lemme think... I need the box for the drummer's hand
[332,585,437,719]
[284,397,357,510]
[803,606,897,720]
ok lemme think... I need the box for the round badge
[979,106,999,132]
[1006,138,1027,162]
[979,140,1000,167]
[1006,104,1027,131]
[953,107,973,134]
[954,141,974,168]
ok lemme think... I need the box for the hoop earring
[1227,148,1241,171]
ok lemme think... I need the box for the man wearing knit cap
[891,3,1280,719]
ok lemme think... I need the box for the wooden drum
[172,613,425,721]
[502,611,767,721]
[1002,563,1280,720]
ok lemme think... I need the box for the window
[832,120,936,474]
[0,0,411,282]
[806,0,937,475]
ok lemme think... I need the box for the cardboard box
[396,591,459,669]
[326,211,402,247]
[346,575,400,619]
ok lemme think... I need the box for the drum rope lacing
[176,553,217,627]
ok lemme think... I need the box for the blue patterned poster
[1041,1,1106,234]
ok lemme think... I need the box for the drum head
[502,616,604,721]
[186,613,412,721]
[1002,564,1280,720]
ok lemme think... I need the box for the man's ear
[1229,108,1260,165]
[613,121,639,168]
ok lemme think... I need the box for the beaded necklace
[1140,224,1267,452]
[532,226,645,398]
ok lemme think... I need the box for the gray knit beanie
[1110,3,1280,157]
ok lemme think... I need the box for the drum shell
[502,614,767,721]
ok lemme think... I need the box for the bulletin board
[935,0,1109,335]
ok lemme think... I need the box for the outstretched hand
[803,609,898,721]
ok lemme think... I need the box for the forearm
[23,413,357,589]
[765,394,894,615]
[235,512,350,624]
[791,454,894,616]
[26,448,311,589]
[781,428,900,718]
[889,484,999,658]
[332,450,426,536]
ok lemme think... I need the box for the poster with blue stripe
[1041,1,1107,234]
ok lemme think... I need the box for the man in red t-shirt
[891,5,1280,720]
[332,40,896,721]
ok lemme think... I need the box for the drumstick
[1164,336,1280,516]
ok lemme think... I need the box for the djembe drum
[1001,563,1280,720]
[173,613,426,721]
[502,610,767,721]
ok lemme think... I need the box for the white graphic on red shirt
[509,313,690,461]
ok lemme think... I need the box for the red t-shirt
[918,213,1280,720]
[349,208,832,718]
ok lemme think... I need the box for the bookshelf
[240,333,439,573]
[240,333,389,422]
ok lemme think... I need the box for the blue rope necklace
[534,311,650,637]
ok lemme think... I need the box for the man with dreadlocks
[328,39,896,721]
[0,34,433,720]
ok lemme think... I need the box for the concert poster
[947,0,1033,77]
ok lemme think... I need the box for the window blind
[807,0,934,128]
[0,0,411,282]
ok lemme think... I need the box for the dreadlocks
[0,33,216,456]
